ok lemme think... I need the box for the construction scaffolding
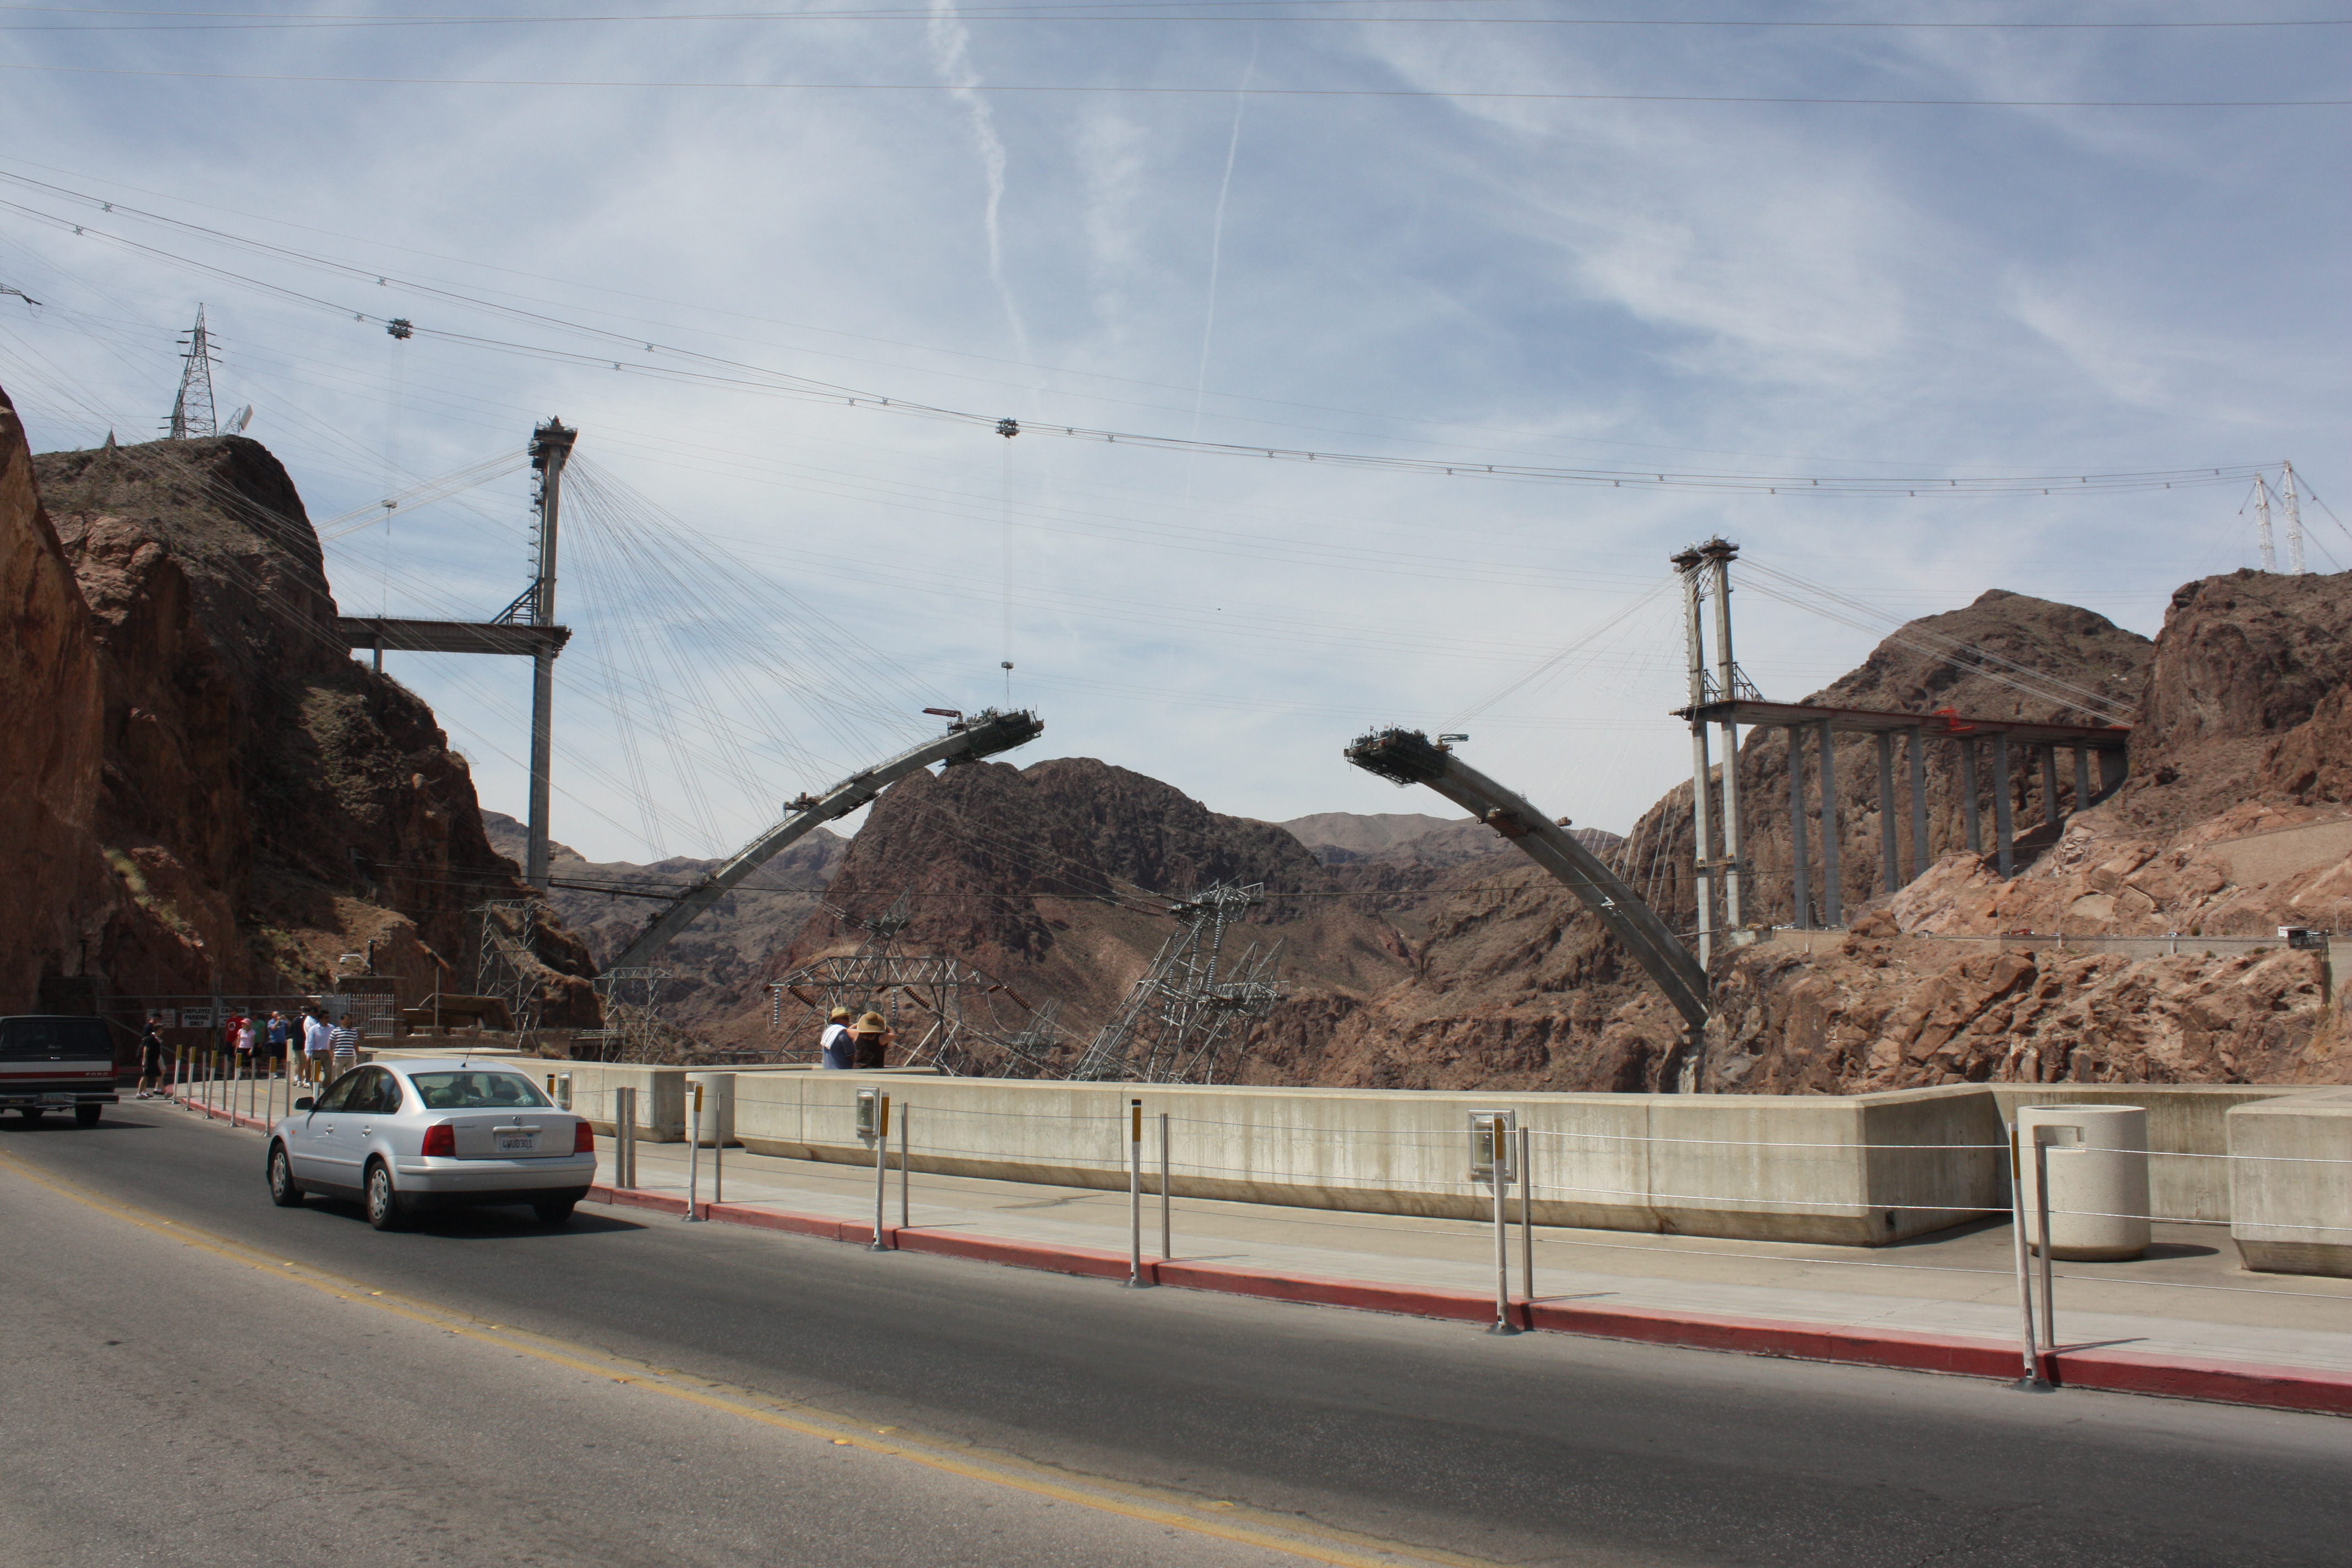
[1065,883,1284,1085]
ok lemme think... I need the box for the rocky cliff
[11,415,594,1022]
[1249,577,2348,1094]
[1701,567,2352,1094]
[0,387,109,1010]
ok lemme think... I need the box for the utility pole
[524,419,577,889]
[166,306,220,440]
[2282,461,2306,575]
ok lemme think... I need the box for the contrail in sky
[1189,28,1259,445]
[929,0,1032,365]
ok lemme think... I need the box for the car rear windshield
[0,1018,115,1060]
[408,1071,553,1110]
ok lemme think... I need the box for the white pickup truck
[0,1015,122,1126]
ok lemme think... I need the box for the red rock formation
[0,387,107,1010]
[23,428,596,1022]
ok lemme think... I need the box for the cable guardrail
[545,1078,2345,1375]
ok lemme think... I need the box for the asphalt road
[3,1106,2345,1568]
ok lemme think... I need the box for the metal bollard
[1159,1110,1172,1261]
[897,1103,908,1229]
[2007,1121,2052,1391]
[1487,1114,1520,1335]
[685,1082,706,1221]
[2035,1130,2059,1361]
[1125,1098,1151,1287]
[868,1092,892,1251]
[614,1087,638,1189]
[1518,1125,1535,1307]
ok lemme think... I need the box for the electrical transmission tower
[1065,883,1285,1085]
[592,967,683,1064]
[472,899,551,1038]
[765,890,1054,1075]
[165,305,220,439]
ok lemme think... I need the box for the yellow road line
[0,1150,1500,1568]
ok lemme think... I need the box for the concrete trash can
[2018,1104,2150,1261]
[683,1071,736,1148]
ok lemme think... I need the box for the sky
[0,2,2344,866]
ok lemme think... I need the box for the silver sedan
[265,1059,597,1229]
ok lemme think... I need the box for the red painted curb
[579,1186,2349,1416]
[897,1227,1137,1281]
[2055,1347,2352,1417]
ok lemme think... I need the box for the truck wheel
[364,1161,406,1231]
[268,1145,305,1207]
[74,1103,101,1128]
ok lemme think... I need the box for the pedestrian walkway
[590,1133,2352,1414]
[157,1074,2349,1414]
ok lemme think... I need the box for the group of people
[816,1007,894,1070]
[132,1004,368,1099]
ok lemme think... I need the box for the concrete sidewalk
[588,1132,2352,1417]
[160,1082,2350,1415]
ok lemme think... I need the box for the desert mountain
[772,758,1417,1066]
[0,397,594,1022]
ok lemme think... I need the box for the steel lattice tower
[166,305,220,439]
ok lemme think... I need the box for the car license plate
[40,1094,74,1106]
[496,1131,535,1153]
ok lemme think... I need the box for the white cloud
[0,4,2342,861]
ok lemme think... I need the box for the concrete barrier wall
[712,1074,2008,1246]
[2228,1088,2352,1277]
[552,1066,2331,1253]
[1990,1085,2300,1222]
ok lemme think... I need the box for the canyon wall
[5,406,594,1022]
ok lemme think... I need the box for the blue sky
[1,3,2344,863]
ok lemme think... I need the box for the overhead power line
[9,4,2350,26]
[0,62,2342,106]
[1,177,2289,503]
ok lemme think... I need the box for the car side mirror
[294,1097,315,1112]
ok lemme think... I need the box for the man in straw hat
[818,1007,856,1070]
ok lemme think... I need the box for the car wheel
[74,1103,102,1128]
[532,1198,576,1226]
[364,1161,406,1231]
[268,1145,305,1207]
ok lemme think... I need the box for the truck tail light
[573,1119,595,1154]
[421,1123,455,1157]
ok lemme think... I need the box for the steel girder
[1343,728,1709,1029]
[606,709,1043,972]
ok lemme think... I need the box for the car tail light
[421,1123,455,1157]
[573,1118,595,1155]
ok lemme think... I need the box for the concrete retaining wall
[1990,1085,2300,1223]
[552,1066,2335,1256]
[2228,1087,2352,1277]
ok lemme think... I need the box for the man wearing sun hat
[818,1007,856,1070]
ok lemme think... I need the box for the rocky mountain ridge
[0,400,594,1023]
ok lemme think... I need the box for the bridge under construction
[1347,537,2135,1090]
